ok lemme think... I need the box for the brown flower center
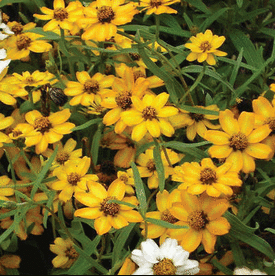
[161,210,178,224]
[54,8,68,21]
[119,174,129,183]
[142,106,157,120]
[34,117,52,133]
[100,196,120,216]
[65,246,79,260]
[150,0,163,8]
[265,117,275,132]
[146,159,156,172]
[56,152,70,165]
[129,53,140,61]
[84,79,100,94]
[115,92,132,110]
[187,210,208,231]
[67,172,81,186]
[153,258,177,275]
[17,34,32,50]
[229,132,248,151]
[11,22,23,35]
[200,167,217,185]
[189,113,204,122]
[97,6,115,23]
[200,41,212,52]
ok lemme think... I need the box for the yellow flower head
[79,0,139,41]
[121,92,178,141]
[169,191,230,253]
[140,189,181,242]
[169,105,220,141]
[52,156,99,202]
[139,0,181,15]
[204,109,272,173]
[24,109,75,154]
[173,158,242,197]
[74,180,143,235]
[185,29,227,65]
[64,71,114,106]
[34,0,83,34]
[50,237,79,269]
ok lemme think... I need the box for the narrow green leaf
[153,141,165,192]
[229,48,244,86]
[185,0,210,14]
[72,118,102,131]
[0,0,25,7]
[131,162,147,216]
[147,218,188,229]
[91,123,104,166]
[211,259,233,275]
[27,27,61,40]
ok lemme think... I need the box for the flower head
[131,238,200,275]
[185,29,227,65]
[138,0,181,15]
[204,109,272,173]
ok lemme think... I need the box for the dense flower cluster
[0,0,274,275]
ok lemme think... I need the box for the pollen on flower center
[142,106,157,120]
[67,172,81,186]
[56,152,70,165]
[115,93,132,110]
[17,35,32,50]
[161,210,178,224]
[84,79,100,94]
[150,0,163,8]
[11,23,23,35]
[65,246,79,260]
[229,132,248,151]
[200,41,212,52]
[200,167,217,185]
[97,6,115,23]
[187,210,208,231]
[146,159,156,172]
[119,175,128,183]
[265,117,275,132]
[189,112,204,122]
[54,8,69,21]
[34,117,52,133]
[153,258,177,275]
[100,197,120,216]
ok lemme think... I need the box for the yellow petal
[74,207,102,219]
[94,216,112,235]
[201,229,217,254]
[131,121,147,141]
[156,190,169,212]
[109,214,129,229]
[244,143,272,159]
[180,229,202,252]
[204,130,230,145]
[206,217,230,235]
[208,145,233,158]
[74,192,100,207]
[225,151,243,172]
[108,181,126,200]
[238,111,254,136]
[252,96,275,118]
[219,109,239,135]
[170,202,189,221]
[247,125,271,143]
[146,119,161,137]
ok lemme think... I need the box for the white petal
[176,260,200,275]
[131,249,150,267]
[140,239,160,264]
[132,266,154,275]
[0,49,7,59]
[0,59,10,74]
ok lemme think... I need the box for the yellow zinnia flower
[252,96,275,159]
[50,237,79,269]
[139,0,181,15]
[185,29,227,65]
[127,147,182,189]
[169,105,220,141]
[64,71,114,106]
[78,0,138,41]
[140,189,181,242]
[121,92,178,141]
[173,158,242,197]
[52,156,99,202]
[204,109,272,173]
[168,191,230,253]
[24,109,75,154]
[34,0,83,34]
[74,180,143,235]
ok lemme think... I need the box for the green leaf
[72,118,102,131]
[185,0,210,14]
[131,162,147,216]
[153,141,165,193]
[229,48,244,86]
[211,259,233,275]
[147,218,188,229]
[0,0,26,7]
[27,27,61,41]
[90,123,104,166]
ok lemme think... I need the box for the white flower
[131,238,200,275]
[0,12,13,40]
[0,48,10,75]
[233,267,267,275]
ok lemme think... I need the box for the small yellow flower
[64,71,114,106]
[139,0,181,15]
[173,158,242,197]
[169,191,230,253]
[185,29,227,65]
[34,0,83,34]
[52,156,99,202]
[169,105,220,141]
[121,93,178,141]
[24,109,75,154]
[204,109,272,173]
[74,180,143,235]
[140,189,181,242]
[50,237,79,269]
[78,0,139,41]
[112,170,136,195]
